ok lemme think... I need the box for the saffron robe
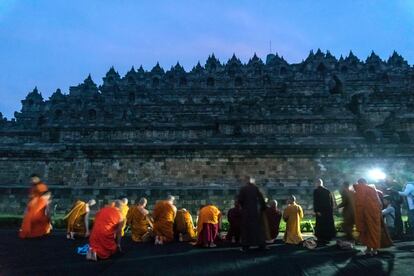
[19,195,51,239]
[283,203,304,245]
[238,183,267,247]
[337,188,355,240]
[126,206,151,242]
[313,186,336,242]
[265,206,282,240]
[175,209,196,241]
[197,205,221,245]
[353,183,382,249]
[29,182,48,199]
[120,203,129,236]
[153,201,176,242]
[64,200,88,236]
[226,207,242,242]
[89,207,122,259]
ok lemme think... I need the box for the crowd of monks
[18,174,414,260]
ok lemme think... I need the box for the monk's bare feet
[86,249,97,261]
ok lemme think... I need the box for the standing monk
[238,176,267,251]
[126,197,153,242]
[175,208,197,242]
[265,200,282,243]
[64,199,96,239]
[226,200,242,243]
[337,181,355,241]
[87,200,124,261]
[313,179,336,244]
[153,195,177,245]
[196,204,221,247]
[283,195,304,245]
[19,191,52,239]
[353,178,383,256]
[19,174,51,239]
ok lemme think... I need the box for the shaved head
[113,200,122,209]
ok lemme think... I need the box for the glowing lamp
[368,169,386,181]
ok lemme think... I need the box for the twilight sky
[0,0,413,119]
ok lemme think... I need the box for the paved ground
[0,229,413,276]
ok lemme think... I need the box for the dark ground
[0,229,413,276]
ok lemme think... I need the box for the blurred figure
[64,199,96,239]
[337,181,355,241]
[226,200,242,243]
[383,177,404,239]
[238,176,267,251]
[382,196,396,238]
[196,204,221,247]
[398,182,414,237]
[126,197,153,242]
[283,195,304,245]
[19,191,52,239]
[313,179,336,245]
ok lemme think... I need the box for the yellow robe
[283,203,304,245]
[127,206,151,242]
[64,200,88,236]
[175,209,197,241]
[120,203,129,236]
[153,201,176,242]
[197,205,221,235]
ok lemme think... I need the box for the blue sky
[0,0,413,118]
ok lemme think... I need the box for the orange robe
[64,200,88,236]
[283,203,304,245]
[89,207,122,259]
[19,195,51,238]
[127,206,151,242]
[197,205,221,235]
[153,201,176,242]
[353,184,382,249]
[29,182,48,199]
[175,209,197,241]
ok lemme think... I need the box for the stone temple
[1,49,414,214]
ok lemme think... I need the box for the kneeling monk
[87,200,124,261]
[127,197,153,242]
[283,195,304,245]
[197,204,221,248]
[175,208,197,242]
[19,191,52,239]
[153,195,177,245]
[64,199,96,239]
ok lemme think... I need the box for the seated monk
[197,204,222,248]
[175,208,197,242]
[265,199,282,243]
[64,199,96,239]
[120,197,129,237]
[127,197,153,242]
[226,200,242,243]
[19,191,52,239]
[87,200,124,261]
[283,195,304,245]
[153,195,177,245]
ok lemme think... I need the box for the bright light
[368,169,386,181]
